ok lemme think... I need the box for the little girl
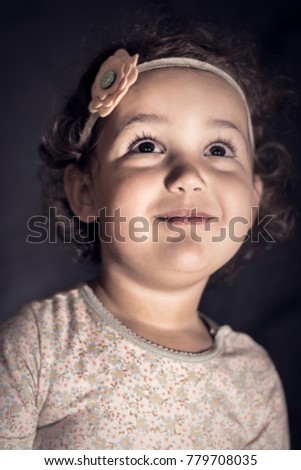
[0,19,294,450]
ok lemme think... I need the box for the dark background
[1,0,300,449]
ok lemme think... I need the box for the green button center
[100,70,117,89]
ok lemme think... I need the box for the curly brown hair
[39,16,295,278]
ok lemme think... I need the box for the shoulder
[219,324,277,372]
[215,324,285,406]
[217,324,286,410]
[216,325,289,448]
[0,284,91,350]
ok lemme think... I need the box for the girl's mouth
[157,216,210,224]
[156,209,215,224]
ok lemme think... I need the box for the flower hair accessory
[79,49,139,144]
[80,49,255,147]
[89,49,139,116]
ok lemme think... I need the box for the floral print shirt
[0,284,289,449]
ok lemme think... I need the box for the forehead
[111,68,249,127]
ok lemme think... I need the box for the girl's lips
[156,209,215,224]
[158,216,210,224]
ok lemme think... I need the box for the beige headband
[80,49,254,147]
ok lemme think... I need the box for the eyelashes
[127,132,238,158]
[204,138,238,158]
[127,132,164,154]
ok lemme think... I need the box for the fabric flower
[88,49,139,117]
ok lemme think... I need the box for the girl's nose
[165,163,205,194]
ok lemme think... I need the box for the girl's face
[87,69,262,286]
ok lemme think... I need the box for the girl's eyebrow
[208,119,241,132]
[112,114,245,141]
[208,118,242,135]
[113,113,168,139]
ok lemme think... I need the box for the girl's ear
[64,164,97,222]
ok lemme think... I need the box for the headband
[80,49,254,147]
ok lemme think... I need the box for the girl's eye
[204,141,236,158]
[128,136,164,154]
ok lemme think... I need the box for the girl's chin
[157,240,239,276]
[158,244,213,273]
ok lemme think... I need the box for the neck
[89,260,209,335]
